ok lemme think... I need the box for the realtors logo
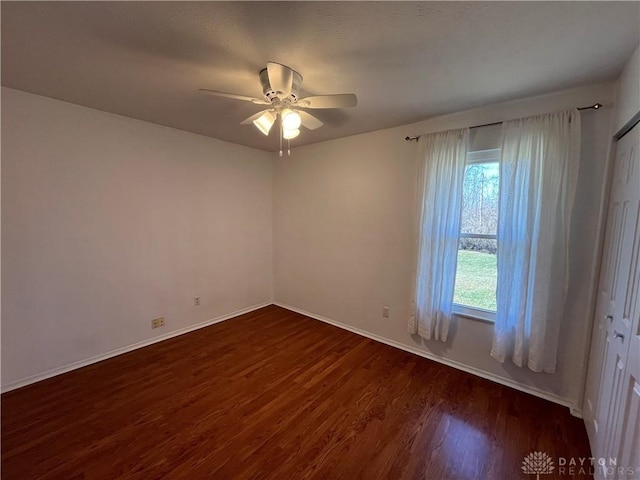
[522,451,555,479]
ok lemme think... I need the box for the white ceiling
[2,2,639,151]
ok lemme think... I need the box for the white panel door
[591,123,640,479]
[610,125,640,480]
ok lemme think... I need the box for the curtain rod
[404,103,602,142]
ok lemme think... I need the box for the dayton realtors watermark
[522,451,640,478]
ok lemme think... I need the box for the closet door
[608,125,639,480]
[589,123,639,479]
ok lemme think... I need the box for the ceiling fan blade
[199,89,270,105]
[267,62,294,96]
[297,94,357,109]
[298,111,323,130]
[240,110,270,125]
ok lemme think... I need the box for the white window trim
[454,148,501,323]
[452,303,496,323]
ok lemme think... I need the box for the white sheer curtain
[408,128,469,341]
[492,109,580,373]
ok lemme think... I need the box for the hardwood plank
[2,305,592,479]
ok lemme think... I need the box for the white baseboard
[4,300,583,417]
[274,302,581,416]
[2,301,272,393]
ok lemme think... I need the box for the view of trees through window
[453,161,499,312]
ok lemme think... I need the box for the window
[453,149,500,321]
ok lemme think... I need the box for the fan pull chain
[287,139,291,156]
[279,117,283,157]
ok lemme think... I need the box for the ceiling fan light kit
[253,110,277,136]
[281,109,302,130]
[283,128,300,140]
[200,62,357,155]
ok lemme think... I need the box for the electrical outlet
[194,296,201,307]
[151,317,165,329]
[382,306,390,318]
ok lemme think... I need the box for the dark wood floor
[2,305,591,479]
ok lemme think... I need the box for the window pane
[454,238,497,312]
[460,162,499,235]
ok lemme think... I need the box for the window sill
[452,304,495,324]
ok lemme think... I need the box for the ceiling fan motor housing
[259,68,303,102]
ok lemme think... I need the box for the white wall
[613,43,640,134]
[1,88,273,389]
[1,80,620,407]
[273,83,615,410]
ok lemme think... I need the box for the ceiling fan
[199,62,357,154]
